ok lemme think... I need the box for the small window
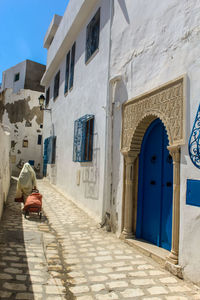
[54,71,60,100]
[37,135,42,145]
[23,139,28,148]
[64,42,76,94]
[85,8,100,63]
[40,124,43,129]
[29,160,34,166]
[73,115,94,162]
[46,87,50,107]
[14,73,20,82]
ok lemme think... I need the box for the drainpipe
[108,75,122,229]
[101,0,114,227]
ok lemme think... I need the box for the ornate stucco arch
[130,113,171,154]
[121,76,186,267]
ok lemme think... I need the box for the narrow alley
[0,178,200,300]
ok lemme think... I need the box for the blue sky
[0,0,69,75]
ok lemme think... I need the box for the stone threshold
[120,236,169,267]
[120,236,183,278]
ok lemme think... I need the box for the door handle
[166,182,172,187]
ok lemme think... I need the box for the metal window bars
[188,104,200,168]
[73,114,94,162]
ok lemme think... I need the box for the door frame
[120,76,186,266]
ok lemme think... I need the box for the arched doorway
[121,76,185,265]
[136,119,173,251]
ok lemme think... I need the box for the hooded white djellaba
[16,163,37,200]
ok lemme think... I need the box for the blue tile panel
[186,179,200,207]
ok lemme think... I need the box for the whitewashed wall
[0,124,10,219]
[2,88,43,177]
[110,0,200,283]
[43,0,111,222]
[1,61,26,93]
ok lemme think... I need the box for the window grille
[85,8,100,63]
[54,71,60,100]
[73,115,94,162]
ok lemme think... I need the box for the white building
[1,60,45,177]
[110,0,200,285]
[0,121,10,220]
[41,0,111,222]
[42,0,200,284]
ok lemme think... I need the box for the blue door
[43,138,49,177]
[136,119,173,251]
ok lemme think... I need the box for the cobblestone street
[0,178,200,299]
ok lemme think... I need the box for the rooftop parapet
[43,14,62,49]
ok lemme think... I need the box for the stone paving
[0,178,200,299]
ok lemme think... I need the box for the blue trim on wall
[186,179,200,207]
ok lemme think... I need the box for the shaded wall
[25,60,45,92]
[0,124,11,219]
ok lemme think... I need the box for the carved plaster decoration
[121,76,185,154]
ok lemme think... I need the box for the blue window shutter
[73,115,94,162]
[69,42,76,90]
[73,120,78,161]
[45,136,56,164]
[43,138,49,165]
[51,136,56,164]
[64,51,70,94]
[54,71,60,99]
[47,137,52,164]
[46,87,50,106]
[81,119,87,162]
[85,8,100,63]
[77,119,83,162]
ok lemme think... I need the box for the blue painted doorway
[136,119,173,251]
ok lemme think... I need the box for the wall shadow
[118,0,130,24]
[0,177,76,299]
